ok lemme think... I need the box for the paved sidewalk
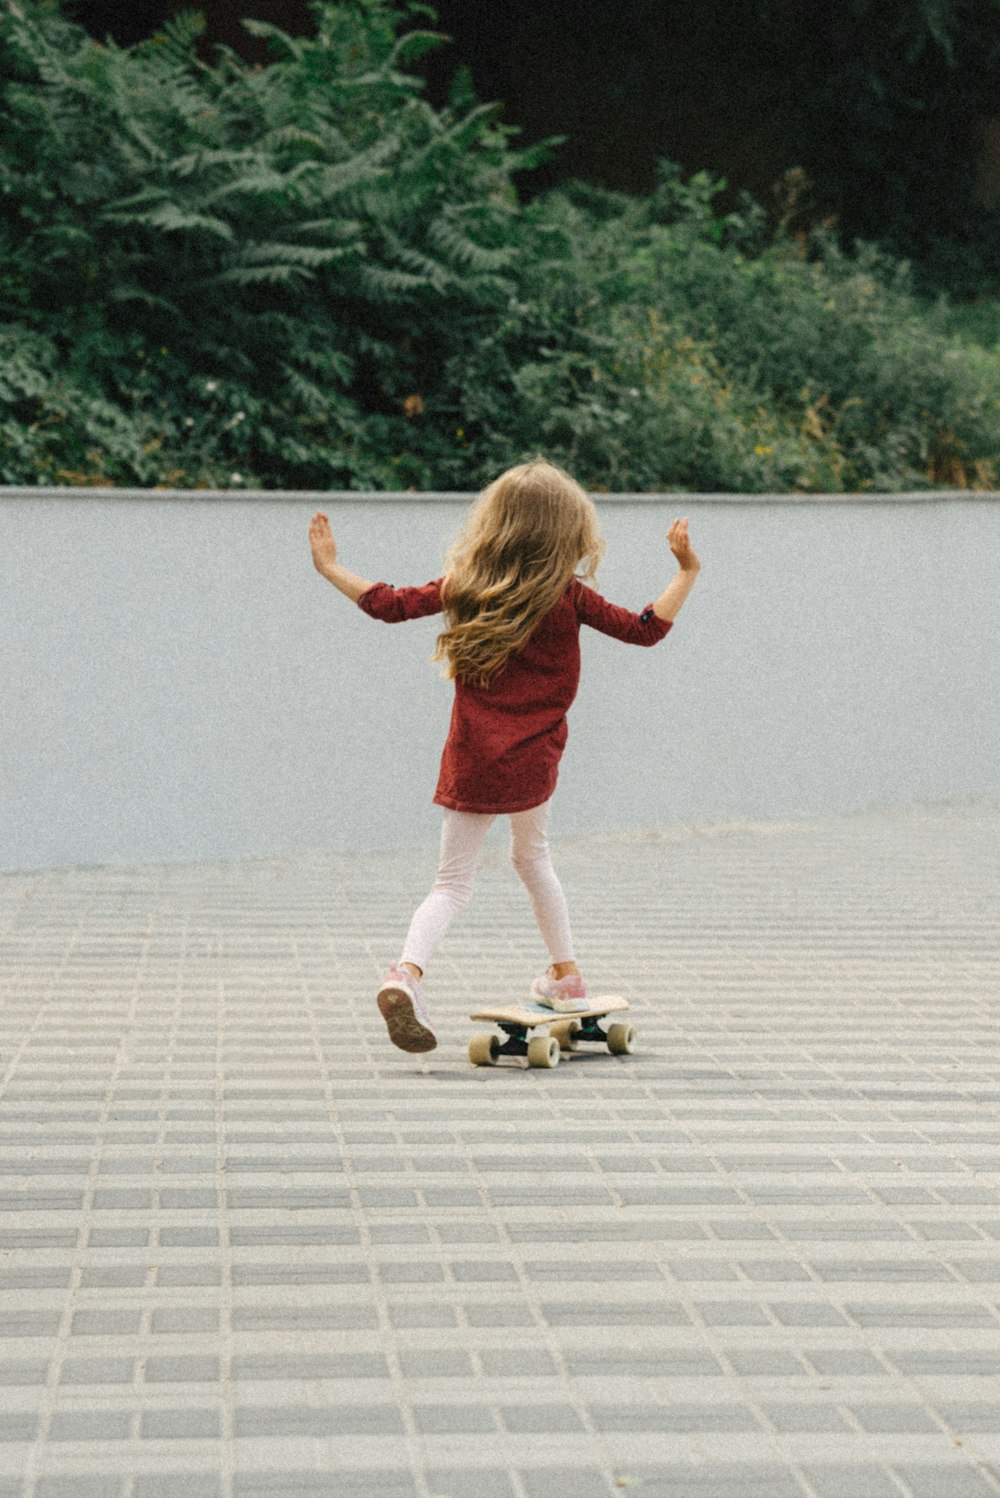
[0,799,998,1498]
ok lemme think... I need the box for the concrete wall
[2,487,998,872]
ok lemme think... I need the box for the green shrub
[430,171,1000,492]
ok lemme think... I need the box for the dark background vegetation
[4,0,1000,492]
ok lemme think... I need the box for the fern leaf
[136,10,206,69]
[389,29,447,67]
[358,261,430,300]
[425,217,514,272]
[290,346,354,383]
[280,364,339,409]
[379,229,451,289]
[292,217,364,242]
[107,285,184,319]
[437,101,503,148]
[259,125,328,156]
[167,149,257,180]
[234,242,351,268]
[203,263,316,287]
[201,166,308,206]
[102,200,235,240]
[312,137,401,197]
[240,18,303,61]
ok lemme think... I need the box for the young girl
[308,458,700,1054]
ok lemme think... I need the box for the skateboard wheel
[469,1033,499,1066]
[607,1022,636,1055]
[549,1019,581,1052]
[527,1035,560,1069]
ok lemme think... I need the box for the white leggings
[400,800,575,974]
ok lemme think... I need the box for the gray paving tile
[425,1474,516,1498]
[892,1467,1000,1497]
[567,1350,725,1378]
[0,1410,39,1441]
[804,1350,888,1375]
[525,1260,662,1281]
[846,1301,995,1328]
[399,1350,475,1378]
[938,1403,1000,1432]
[542,1302,691,1326]
[234,1475,418,1497]
[589,1402,761,1432]
[139,1408,222,1439]
[412,1403,498,1433]
[479,1349,558,1377]
[848,1401,941,1432]
[726,1350,805,1376]
[889,1350,1000,1375]
[463,1303,534,1327]
[35,1483,128,1498]
[697,1302,772,1326]
[762,1402,853,1432]
[501,1403,587,1432]
[231,1405,404,1436]
[230,1354,389,1381]
[617,1467,806,1497]
[768,1302,851,1326]
[517,1472,613,1498]
[69,1309,143,1335]
[801,1466,900,1498]
[134,1481,223,1498]
[0,1360,48,1385]
[145,1356,220,1383]
[737,1260,811,1281]
[387,1303,458,1328]
[230,1263,367,1285]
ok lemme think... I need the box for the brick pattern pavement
[0,800,998,1498]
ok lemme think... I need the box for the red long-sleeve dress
[357,576,672,815]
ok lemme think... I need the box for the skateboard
[468,995,634,1069]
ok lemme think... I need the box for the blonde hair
[432,457,606,686]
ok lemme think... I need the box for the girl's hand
[668,517,700,572]
[651,518,701,622]
[309,511,337,576]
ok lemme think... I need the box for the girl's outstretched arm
[309,512,374,603]
[652,518,701,622]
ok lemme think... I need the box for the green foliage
[2,0,1000,492]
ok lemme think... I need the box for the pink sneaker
[377,964,437,1053]
[531,968,590,1013]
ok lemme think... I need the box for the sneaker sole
[377,986,437,1053]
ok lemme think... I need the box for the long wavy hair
[432,458,606,686]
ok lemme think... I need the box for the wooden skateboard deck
[470,994,630,1026]
[468,995,634,1068]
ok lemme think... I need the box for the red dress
[358,576,672,814]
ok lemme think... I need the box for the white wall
[2,488,997,872]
